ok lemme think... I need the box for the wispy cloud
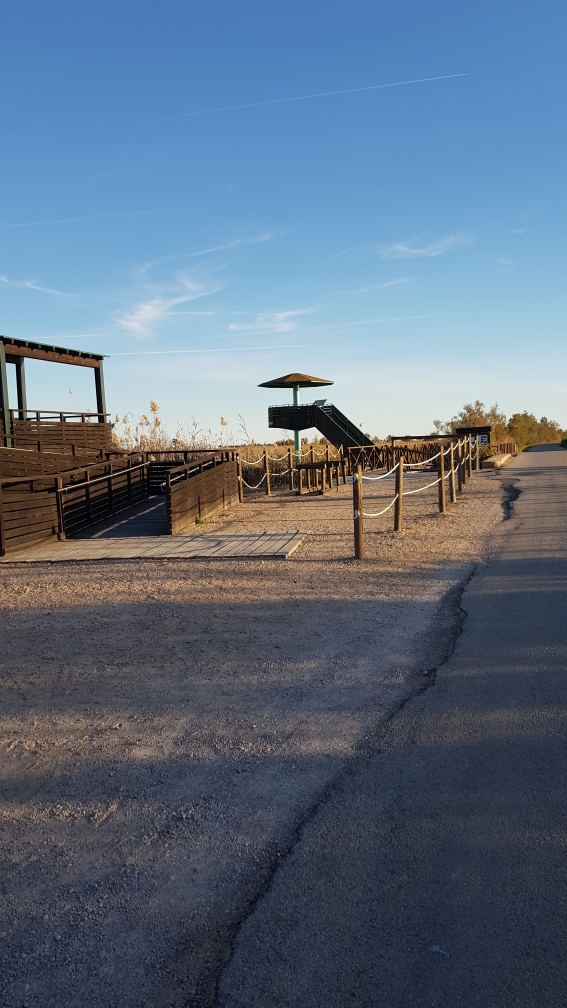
[116,276,222,339]
[0,211,148,229]
[510,228,528,235]
[0,274,71,297]
[497,256,516,271]
[228,309,312,335]
[137,233,274,278]
[380,232,473,259]
[184,232,273,258]
[350,277,413,293]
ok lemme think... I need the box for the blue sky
[1,1,565,440]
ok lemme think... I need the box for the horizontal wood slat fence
[167,452,239,534]
[1,410,113,454]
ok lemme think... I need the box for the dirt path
[0,471,504,1008]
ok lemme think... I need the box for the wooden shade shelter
[0,336,107,440]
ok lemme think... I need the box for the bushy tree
[433,401,508,443]
[434,402,566,450]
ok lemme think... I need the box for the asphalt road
[216,446,567,1008]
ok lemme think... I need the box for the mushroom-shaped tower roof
[258,372,333,389]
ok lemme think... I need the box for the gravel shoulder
[0,471,505,1008]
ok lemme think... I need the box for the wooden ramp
[1,531,305,563]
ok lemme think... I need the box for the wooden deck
[0,530,305,562]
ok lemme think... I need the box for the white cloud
[116,276,223,339]
[228,309,311,335]
[0,274,71,296]
[380,231,473,259]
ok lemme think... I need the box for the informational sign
[456,425,491,446]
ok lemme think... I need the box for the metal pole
[353,464,364,559]
[293,383,301,462]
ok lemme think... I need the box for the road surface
[216,446,567,1008]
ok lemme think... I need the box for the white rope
[241,473,267,489]
[267,453,289,461]
[402,476,440,495]
[362,495,398,517]
[361,466,397,481]
[241,456,264,466]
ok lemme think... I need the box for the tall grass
[112,402,344,491]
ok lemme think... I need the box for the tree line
[433,401,566,450]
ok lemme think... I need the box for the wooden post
[455,440,462,493]
[85,469,92,524]
[55,476,66,540]
[0,343,11,447]
[475,437,480,471]
[0,481,6,556]
[437,447,446,514]
[288,447,294,491]
[263,449,271,496]
[449,442,457,503]
[237,454,244,503]
[467,435,473,477]
[394,454,404,531]
[353,464,364,559]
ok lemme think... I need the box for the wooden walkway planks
[0,530,305,563]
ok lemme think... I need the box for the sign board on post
[456,425,491,446]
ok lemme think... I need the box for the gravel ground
[0,470,505,1008]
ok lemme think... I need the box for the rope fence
[353,436,476,558]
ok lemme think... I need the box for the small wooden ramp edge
[1,531,305,563]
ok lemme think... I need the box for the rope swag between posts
[352,435,477,559]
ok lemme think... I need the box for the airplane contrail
[109,343,321,356]
[1,74,468,142]
[163,74,469,121]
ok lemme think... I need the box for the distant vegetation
[112,399,566,456]
[433,401,566,450]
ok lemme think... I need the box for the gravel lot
[0,470,505,1008]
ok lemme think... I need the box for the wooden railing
[166,451,240,534]
[0,409,113,453]
[0,449,242,555]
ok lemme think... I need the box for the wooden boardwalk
[1,530,305,563]
[74,497,168,538]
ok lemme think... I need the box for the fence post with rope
[449,441,457,502]
[287,447,294,491]
[263,450,271,496]
[437,447,446,514]
[237,454,244,503]
[353,464,364,559]
[456,439,464,493]
[394,454,404,531]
